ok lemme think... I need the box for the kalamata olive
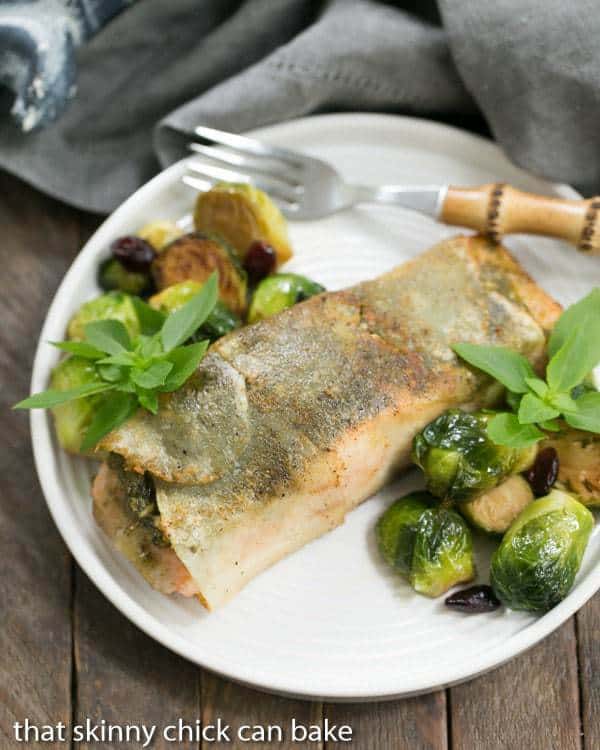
[243,240,277,283]
[111,235,156,272]
[525,446,559,497]
[445,584,501,613]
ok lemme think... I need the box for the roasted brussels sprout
[194,183,293,265]
[376,492,475,597]
[149,280,240,342]
[411,507,475,597]
[50,356,103,454]
[137,220,183,251]
[67,291,140,341]
[248,273,325,323]
[491,489,593,612]
[98,258,153,295]
[376,491,436,575]
[412,409,537,502]
[542,429,600,506]
[460,475,534,535]
[151,232,248,316]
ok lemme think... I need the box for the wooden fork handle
[441,183,600,254]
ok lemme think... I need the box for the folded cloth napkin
[0,0,599,213]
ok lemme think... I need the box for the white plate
[31,113,600,701]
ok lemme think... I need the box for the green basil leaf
[131,361,173,389]
[84,319,131,355]
[563,391,600,433]
[97,351,138,367]
[161,273,218,352]
[452,343,535,393]
[50,341,105,359]
[131,296,166,336]
[525,377,548,398]
[137,389,159,414]
[13,381,112,409]
[518,393,560,424]
[547,325,599,393]
[97,364,126,383]
[548,288,600,357]
[548,391,577,413]
[137,334,164,361]
[539,418,561,432]
[506,390,522,412]
[487,412,545,448]
[160,341,209,392]
[80,392,138,452]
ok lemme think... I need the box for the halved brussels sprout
[137,220,183,251]
[542,429,600,506]
[411,507,475,597]
[194,183,293,265]
[149,280,240,342]
[376,491,436,575]
[98,258,152,296]
[151,232,248,316]
[412,409,537,502]
[67,291,140,341]
[376,492,475,597]
[247,273,325,323]
[491,489,593,612]
[460,475,534,535]
[50,356,103,454]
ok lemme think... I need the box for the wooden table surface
[1,170,599,750]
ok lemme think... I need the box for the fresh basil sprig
[15,273,218,451]
[453,288,600,448]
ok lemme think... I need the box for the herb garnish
[453,289,600,449]
[14,273,218,451]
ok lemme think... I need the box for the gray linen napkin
[0,0,598,213]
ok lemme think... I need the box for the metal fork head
[184,125,352,220]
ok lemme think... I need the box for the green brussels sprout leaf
[410,508,475,597]
[491,489,593,612]
[376,492,436,575]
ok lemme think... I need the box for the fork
[184,125,600,255]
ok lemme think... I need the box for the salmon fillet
[96,235,561,609]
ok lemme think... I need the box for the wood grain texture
[324,692,447,750]
[0,173,78,749]
[201,672,322,748]
[449,620,582,750]
[73,571,200,749]
[577,596,600,750]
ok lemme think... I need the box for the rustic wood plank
[0,172,78,748]
[73,571,200,749]
[577,592,600,750]
[324,692,447,750]
[450,619,581,750]
[201,671,323,748]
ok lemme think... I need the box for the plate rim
[30,112,593,702]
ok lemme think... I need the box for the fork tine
[194,125,304,169]
[188,142,302,186]
[186,160,302,203]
